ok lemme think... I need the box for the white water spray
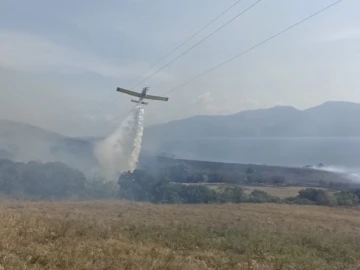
[95,105,145,179]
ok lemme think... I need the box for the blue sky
[0,0,359,136]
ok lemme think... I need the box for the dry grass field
[0,200,360,270]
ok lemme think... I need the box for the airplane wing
[116,87,141,98]
[144,94,169,101]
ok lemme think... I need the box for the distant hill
[143,101,360,145]
[141,101,360,165]
[3,101,360,172]
[137,155,359,188]
[0,120,98,173]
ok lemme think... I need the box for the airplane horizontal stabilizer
[131,99,148,105]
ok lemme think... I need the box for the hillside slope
[0,120,97,173]
[143,101,360,144]
[2,101,360,171]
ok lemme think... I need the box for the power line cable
[104,0,344,127]
[128,0,246,88]
[130,0,263,90]
[163,0,345,95]
[86,0,248,115]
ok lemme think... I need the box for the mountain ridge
[143,101,360,148]
[2,101,360,170]
[0,119,98,173]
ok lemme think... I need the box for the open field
[1,201,360,269]
[182,183,330,198]
[242,186,330,199]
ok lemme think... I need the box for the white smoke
[94,105,144,180]
[313,165,360,183]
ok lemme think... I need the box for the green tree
[249,190,280,203]
[0,160,86,199]
[217,186,247,203]
[246,167,255,174]
[283,196,315,205]
[177,185,218,204]
[351,189,360,199]
[298,188,338,206]
[0,160,22,194]
[150,180,181,204]
[335,191,359,206]
[118,170,156,201]
[85,174,117,199]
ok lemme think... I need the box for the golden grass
[0,200,360,269]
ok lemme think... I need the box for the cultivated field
[0,201,360,269]
[184,184,329,198]
[242,186,330,199]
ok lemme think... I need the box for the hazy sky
[1,0,359,137]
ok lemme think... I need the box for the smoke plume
[94,105,145,180]
[309,165,360,183]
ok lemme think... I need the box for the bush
[118,170,156,201]
[334,191,359,206]
[217,186,248,203]
[249,190,280,203]
[177,185,218,204]
[84,174,118,199]
[350,189,360,199]
[117,170,247,204]
[150,180,181,204]
[283,196,315,205]
[0,159,86,199]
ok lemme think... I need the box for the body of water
[152,137,360,169]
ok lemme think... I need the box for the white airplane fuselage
[138,87,148,103]
[131,87,149,105]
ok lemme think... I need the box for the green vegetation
[0,159,86,199]
[1,158,360,208]
[242,185,321,198]
[0,159,114,200]
[1,158,360,269]
[118,169,360,207]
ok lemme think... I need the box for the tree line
[1,159,359,207]
[140,159,352,189]
[0,159,116,200]
[118,169,360,206]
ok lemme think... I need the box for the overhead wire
[130,0,263,90]
[138,0,346,122]
[162,0,345,96]
[85,0,249,117]
[106,0,345,127]
[128,0,247,89]
[100,0,262,120]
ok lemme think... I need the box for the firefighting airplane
[116,86,169,105]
